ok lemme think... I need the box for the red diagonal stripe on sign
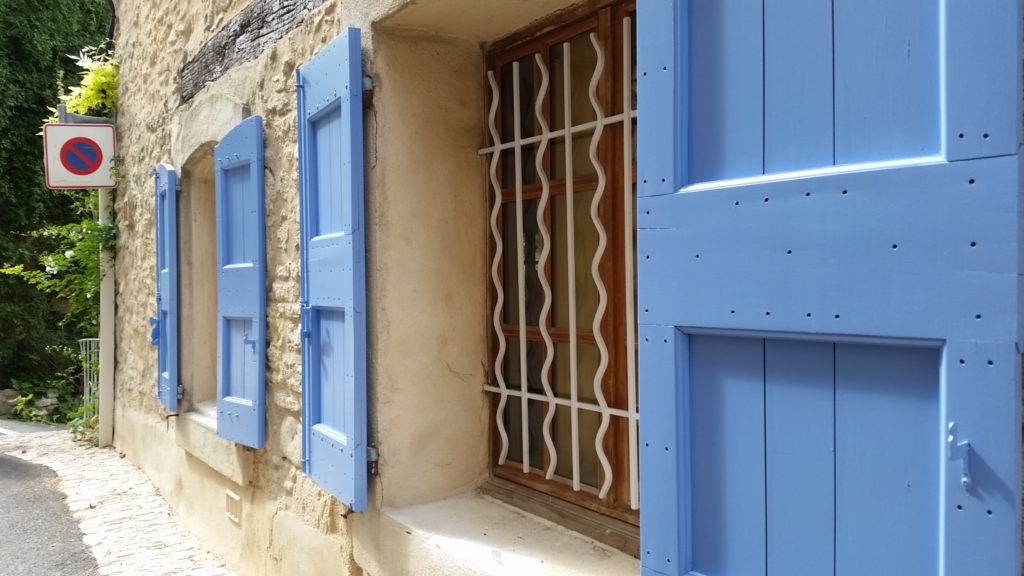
[68,142,96,166]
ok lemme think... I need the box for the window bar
[533,52,559,480]
[622,15,640,511]
[486,70,511,465]
[484,384,633,418]
[479,115,633,155]
[513,61,531,474]
[562,40,582,492]
[587,31,614,500]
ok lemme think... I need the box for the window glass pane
[550,129,597,180]
[500,62,514,142]
[552,405,601,488]
[504,394,523,465]
[630,11,637,112]
[506,337,547,393]
[552,190,600,328]
[500,145,539,189]
[550,44,566,131]
[553,341,598,403]
[501,203,519,324]
[503,338,548,468]
[500,56,544,188]
[502,200,544,326]
[550,32,599,130]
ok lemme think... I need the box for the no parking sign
[43,124,116,189]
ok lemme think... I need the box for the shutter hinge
[362,75,374,110]
[947,422,972,491]
[300,301,311,339]
[367,444,379,476]
[177,384,184,400]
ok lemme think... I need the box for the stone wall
[110,1,604,575]
[112,1,369,573]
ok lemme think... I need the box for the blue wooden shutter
[214,116,267,449]
[297,27,367,512]
[638,1,1022,575]
[153,163,180,413]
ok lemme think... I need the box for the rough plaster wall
[366,28,489,509]
[179,148,218,406]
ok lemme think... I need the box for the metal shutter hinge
[300,302,311,339]
[368,445,379,476]
[947,422,972,491]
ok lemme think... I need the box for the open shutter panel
[638,2,1022,575]
[154,163,179,413]
[297,27,368,512]
[214,116,267,449]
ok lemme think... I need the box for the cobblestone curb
[0,431,231,576]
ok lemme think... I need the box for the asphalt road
[0,453,97,576]
[0,419,59,435]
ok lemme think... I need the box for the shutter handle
[243,333,257,351]
[947,422,972,491]
[149,316,160,346]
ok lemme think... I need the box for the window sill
[369,492,639,576]
[175,401,252,486]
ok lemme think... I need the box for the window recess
[480,1,638,524]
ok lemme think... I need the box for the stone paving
[0,431,231,576]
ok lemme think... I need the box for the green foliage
[63,45,118,115]
[67,401,98,445]
[2,190,116,334]
[0,0,111,406]
[43,44,118,123]
[12,393,34,418]
[10,346,81,423]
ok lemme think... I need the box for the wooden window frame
[483,0,639,538]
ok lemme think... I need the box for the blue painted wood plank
[942,341,1021,575]
[637,0,1023,572]
[637,155,1020,343]
[214,115,266,450]
[834,343,940,576]
[637,0,685,197]
[298,27,368,512]
[833,0,940,164]
[689,335,765,576]
[638,325,688,575]
[154,163,179,413]
[765,339,834,576]
[945,0,1022,161]
[688,0,764,183]
[223,165,253,265]
[764,0,833,173]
